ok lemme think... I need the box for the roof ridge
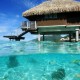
[46,0,74,1]
[46,0,77,4]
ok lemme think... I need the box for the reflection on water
[0,41,80,56]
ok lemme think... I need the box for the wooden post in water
[43,34,45,41]
[38,33,41,41]
[75,29,79,42]
[69,33,72,42]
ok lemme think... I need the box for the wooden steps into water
[3,36,25,41]
[3,28,38,41]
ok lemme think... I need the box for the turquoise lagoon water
[0,41,80,80]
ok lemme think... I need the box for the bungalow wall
[27,12,80,26]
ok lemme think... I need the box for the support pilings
[38,33,41,41]
[43,34,45,41]
[69,33,72,42]
[75,29,79,42]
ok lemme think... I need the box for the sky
[0,0,44,41]
[0,0,80,41]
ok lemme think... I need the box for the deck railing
[21,21,37,29]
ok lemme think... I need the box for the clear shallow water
[0,41,80,56]
[0,54,80,80]
[0,41,80,80]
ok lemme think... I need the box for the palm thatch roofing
[23,0,80,17]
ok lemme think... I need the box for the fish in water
[72,60,80,66]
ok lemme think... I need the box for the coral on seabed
[51,68,65,80]
[7,56,19,68]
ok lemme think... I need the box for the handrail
[21,21,37,29]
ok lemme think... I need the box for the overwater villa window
[44,14,57,20]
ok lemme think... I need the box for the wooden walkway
[3,36,25,41]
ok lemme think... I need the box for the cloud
[0,13,6,17]
[0,27,7,33]
[16,15,20,18]
[0,13,8,22]
[0,36,8,41]
[23,0,39,8]
[0,13,21,27]
[0,13,22,39]
[24,32,37,41]
[24,0,45,8]
[12,0,44,9]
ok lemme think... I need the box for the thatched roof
[23,0,80,17]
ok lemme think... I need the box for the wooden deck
[3,20,80,41]
[3,36,25,41]
[21,27,37,31]
[3,28,38,41]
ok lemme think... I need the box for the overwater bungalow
[4,0,80,41]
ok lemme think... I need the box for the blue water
[0,41,80,80]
